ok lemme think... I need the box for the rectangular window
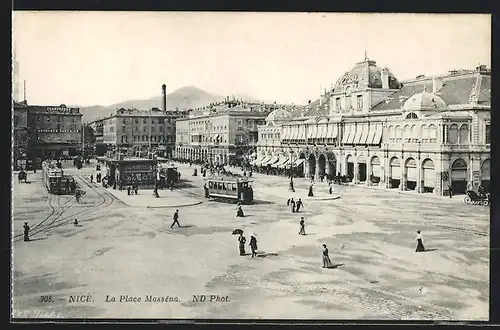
[143,126,147,132]
[159,126,163,132]
[135,119,139,124]
[357,95,363,110]
[123,118,126,124]
[237,120,243,127]
[72,118,75,122]
[57,116,61,122]
[152,127,155,133]
[135,126,139,132]
[346,96,352,110]
[122,126,126,132]
[143,118,147,124]
[486,124,491,144]
[47,117,51,122]
[37,116,41,122]
[335,98,341,110]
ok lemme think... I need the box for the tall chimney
[162,84,167,111]
[381,68,390,89]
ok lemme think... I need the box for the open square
[12,162,489,319]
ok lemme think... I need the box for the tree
[83,124,96,145]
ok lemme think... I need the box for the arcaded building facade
[253,56,490,196]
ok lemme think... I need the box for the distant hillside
[79,86,227,122]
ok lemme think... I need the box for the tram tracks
[13,175,119,242]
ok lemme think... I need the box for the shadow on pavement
[28,237,47,242]
[326,263,344,269]
[422,248,438,252]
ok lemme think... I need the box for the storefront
[104,158,157,188]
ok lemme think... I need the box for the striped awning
[256,156,271,166]
[294,158,305,166]
[265,156,279,166]
[275,157,290,168]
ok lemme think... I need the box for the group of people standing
[287,198,304,213]
[238,232,258,258]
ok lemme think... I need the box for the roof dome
[266,108,292,124]
[403,91,448,111]
[334,56,402,91]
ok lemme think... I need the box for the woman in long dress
[322,244,333,268]
[308,185,314,197]
[415,230,425,252]
[238,233,246,256]
[249,234,258,258]
[236,202,244,217]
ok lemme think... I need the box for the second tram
[42,160,63,194]
[206,177,254,204]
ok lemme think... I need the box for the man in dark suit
[170,210,181,228]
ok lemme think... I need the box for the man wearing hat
[23,222,30,242]
[298,217,306,235]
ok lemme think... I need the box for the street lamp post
[289,147,295,192]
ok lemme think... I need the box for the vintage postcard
[11,11,491,320]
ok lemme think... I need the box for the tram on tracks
[42,160,64,194]
[206,176,254,204]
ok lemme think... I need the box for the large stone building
[12,103,84,169]
[254,56,491,196]
[92,107,188,158]
[175,100,270,165]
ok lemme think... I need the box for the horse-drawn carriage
[464,190,490,206]
[206,176,254,204]
[17,170,27,183]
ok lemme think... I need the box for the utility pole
[82,121,85,158]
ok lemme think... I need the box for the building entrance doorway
[358,163,367,182]
[451,158,468,195]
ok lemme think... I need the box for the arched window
[411,124,418,142]
[403,125,411,142]
[421,124,428,142]
[448,124,459,144]
[405,112,418,119]
[428,124,437,142]
[388,125,395,142]
[395,125,402,142]
[459,124,469,144]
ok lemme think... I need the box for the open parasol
[232,229,244,235]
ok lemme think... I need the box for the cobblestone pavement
[12,161,489,320]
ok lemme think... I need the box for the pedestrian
[23,222,30,242]
[170,209,181,228]
[290,198,296,213]
[238,233,246,256]
[70,179,77,194]
[448,183,453,199]
[415,230,426,252]
[90,174,93,183]
[308,184,314,197]
[134,184,138,195]
[322,244,334,268]
[287,198,291,206]
[127,186,131,195]
[236,202,245,217]
[65,178,70,194]
[249,234,258,258]
[296,198,304,212]
[74,219,78,227]
[299,217,306,235]
[329,182,333,194]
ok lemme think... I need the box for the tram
[157,162,180,189]
[206,176,254,204]
[42,160,63,194]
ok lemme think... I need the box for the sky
[13,12,491,106]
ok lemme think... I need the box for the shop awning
[266,156,279,166]
[353,124,363,144]
[346,124,356,144]
[294,158,305,167]
[275,157,290,168]
[320,125,329,138]
[307,126,314,139]
[366,123,376,144]
[370,124,383,145]
[341,124,350,144]
[359,123,370,144]
[327,123,338,139]
[270,157,283,168]
[255,156,270,166]
[281,128,289,140]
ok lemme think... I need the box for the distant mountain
[79,86,228,122]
